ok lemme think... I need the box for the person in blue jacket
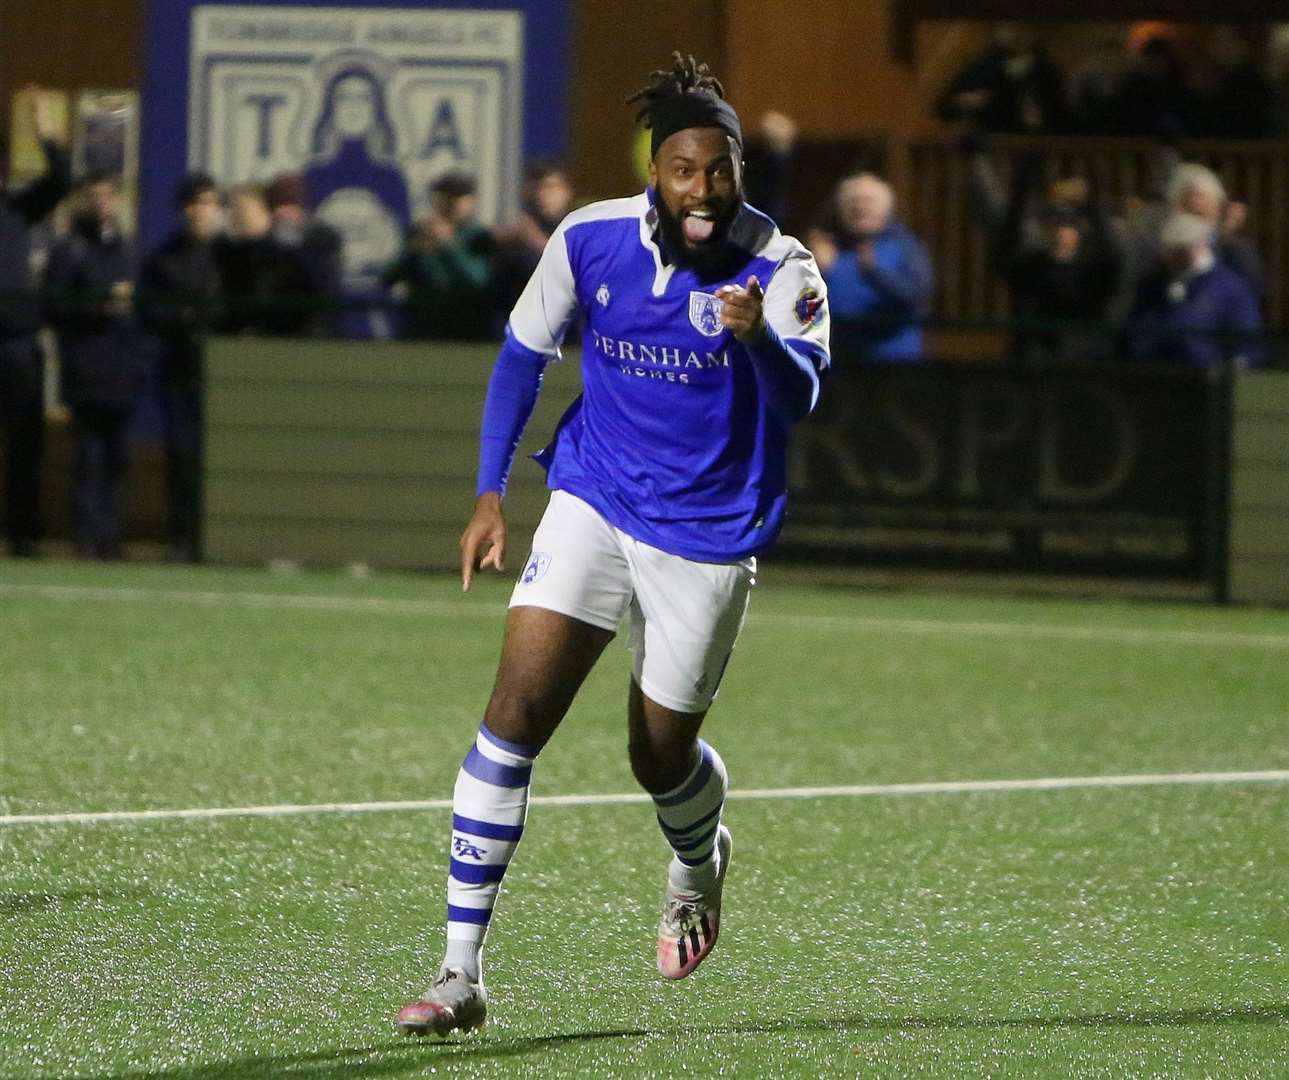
[1125,211,1263,368]
[807,172,932,362]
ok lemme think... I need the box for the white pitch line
[3,769,1287,827]
[3,581,1288,649]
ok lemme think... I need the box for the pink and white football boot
[656,825,732,980]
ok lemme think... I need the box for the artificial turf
[2,559,1286,1077]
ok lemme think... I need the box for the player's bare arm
[459,491,506,591]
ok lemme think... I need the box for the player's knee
[482,686,551,749]
[628,728,696,794]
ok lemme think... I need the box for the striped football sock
[652,740,728,894]
[441,722,537,983]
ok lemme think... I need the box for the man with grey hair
[806,172,932,362]
[1166,163,1261,295]
[1118,161,1262,319]
[1124,210,1262,367]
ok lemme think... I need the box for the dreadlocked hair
[626,52,726,127]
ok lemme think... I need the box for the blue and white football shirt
[507,190,830,563]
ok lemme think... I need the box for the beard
[654,193,744,278]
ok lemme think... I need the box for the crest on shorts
[689,291,725,337]
[520,551,552,584]
[794,287,825,327]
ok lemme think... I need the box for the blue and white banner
[187,4,523,286]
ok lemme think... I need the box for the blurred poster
[8,88,70,184]
[73,90,140,234]
[73,90,139,180]
[187,5,524,291]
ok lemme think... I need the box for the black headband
[649,92,743,158]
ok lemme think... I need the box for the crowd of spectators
[798,21,1277,372]
[0,111,582,562]
[937,23,1285,140]
[0,33,1282,562]
[801,144,1265,373]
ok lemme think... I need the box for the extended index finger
[460,534,479,591]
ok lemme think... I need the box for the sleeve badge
[794,287,825,327]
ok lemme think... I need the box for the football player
[398,53,830,1036]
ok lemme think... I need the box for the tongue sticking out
[683,215,715,244]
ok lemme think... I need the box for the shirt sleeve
[476,333,549,496]
[762,245,831,376]
[506,220,580,356]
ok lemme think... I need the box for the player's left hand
[718,276,765,343]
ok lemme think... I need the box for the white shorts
[510,490,756,714]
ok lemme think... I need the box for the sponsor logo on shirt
[589,329,733,385]
[689,291,726,337]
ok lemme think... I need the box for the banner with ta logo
[188,5,523,289]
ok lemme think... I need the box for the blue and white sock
[442,722,537,982]
[652,740,728,894]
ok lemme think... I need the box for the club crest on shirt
[596,283,610,307]
[794,287,825,327]
[520,551,552,585]
[689,291,726,337]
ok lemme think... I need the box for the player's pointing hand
[460,491,507,592]
[718,275,765,343]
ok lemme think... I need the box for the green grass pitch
[2,559,1287,1078]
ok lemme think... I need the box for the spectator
[1193,27,1275,139]
[0,91,70,558]
[1167,164,1262,296]
[44,173,150,560]
[137,172,223,563]
[217,183,288,335]
[1275,43,1289,137]
[266,171,343,335]
[492,162,573,329]
[807,172,933,363]
[936,23,1068,135]
[742,110,798,227]
[1066,31,1131,135]
[1125,212,1262,368]
[970,150,1122,362]
[1117,162,1263,319]
[384,172,495,340]
[1106,33,1194,138]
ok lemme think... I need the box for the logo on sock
[453,836,488,860]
